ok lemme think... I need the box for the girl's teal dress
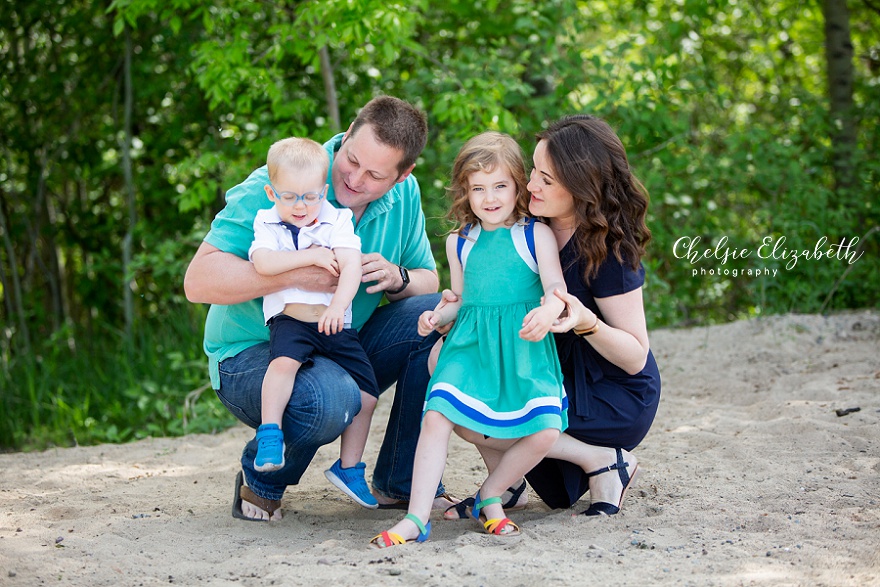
[424,220,568,438]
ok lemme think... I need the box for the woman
[449,114,661,517]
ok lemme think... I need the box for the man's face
[331,124,413,216]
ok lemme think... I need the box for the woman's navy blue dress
[525,238,661,509]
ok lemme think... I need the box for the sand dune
[1,311,878,586]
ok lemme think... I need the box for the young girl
[370,131,568,548]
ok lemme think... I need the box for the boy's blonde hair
[266,137,328,183]
[447,131,530,233]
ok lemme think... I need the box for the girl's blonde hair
[446,131,530,233]
[266,137,328,183]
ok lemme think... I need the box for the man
[184,96,450,521]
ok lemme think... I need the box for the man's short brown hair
[348,96,428,177]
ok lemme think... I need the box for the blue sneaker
[254,424,285,472]
[324,459,379,509]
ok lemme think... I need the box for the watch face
[387,266,410,295]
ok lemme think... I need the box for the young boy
[248,137,379,509]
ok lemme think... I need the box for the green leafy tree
[1,0,877,450]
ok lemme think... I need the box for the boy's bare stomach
[283,303,328,323]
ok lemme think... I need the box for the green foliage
[2,0,878,450]
[0,309,235,451]
[566,0,880,324]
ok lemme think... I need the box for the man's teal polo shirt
[201,133,436,389]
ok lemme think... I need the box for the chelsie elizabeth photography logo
[673,235,865,278]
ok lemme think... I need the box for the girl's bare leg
[475,429,558,528]
[426,338,443,375]
[445,428,525,519]
[374,411,454,545]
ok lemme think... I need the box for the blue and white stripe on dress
[425,382,568,429]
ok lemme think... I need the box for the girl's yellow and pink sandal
[472,493,520,536]
[369,513,431,548]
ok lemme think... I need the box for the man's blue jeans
[216,293,442,502]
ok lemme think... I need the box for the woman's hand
[551,287,651,374]
[548,288,597,334]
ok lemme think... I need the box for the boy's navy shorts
[268,314,380,398]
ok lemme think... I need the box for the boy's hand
[307,245,339,277]
[318,304,346,335]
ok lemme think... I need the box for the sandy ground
[1,311,878,587]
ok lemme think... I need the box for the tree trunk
[37,151,63,332]
[823,0,857,194]
[0,193,31,357]
[319,45,340,133]
[121,26,136,340]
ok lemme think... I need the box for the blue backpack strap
[524,217,537,263]
[456,223,480,271]
[456,223,471,265]
[511,218,539,273]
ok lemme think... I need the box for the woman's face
[527,140,576,224]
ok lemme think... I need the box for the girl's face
[467,165,518,230]
[528,140,576,225]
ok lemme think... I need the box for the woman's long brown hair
[537,115,651,281]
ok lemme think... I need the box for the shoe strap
[446,496,475,519]
[256,425,283,443]
[404,513,429,536]
[580,501,621,516]
[583,448,630,487]
[371,530,405,548]
[484,517,518,535]
[474,495,502,510]
[239,484,281,516]
[503,480,527,508]
[336,460,366,472]
[473,494,502,520]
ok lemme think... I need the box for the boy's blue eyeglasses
[270,183,327,206]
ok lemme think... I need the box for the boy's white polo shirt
[249,201,361,324]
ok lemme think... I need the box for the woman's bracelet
[573,314,600,337]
